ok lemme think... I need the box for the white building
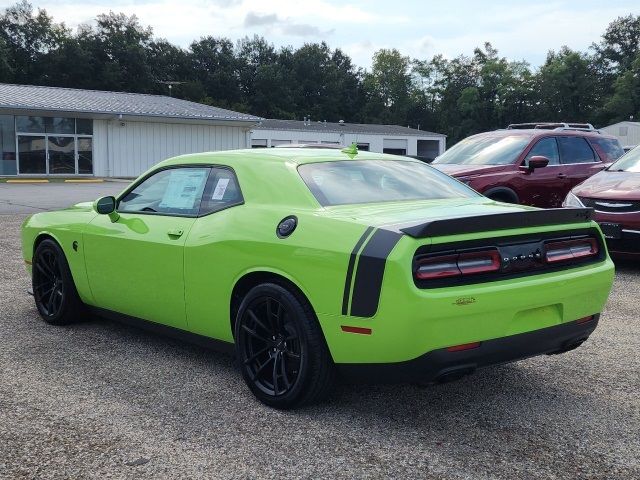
[600,121,640,149]
[0,83,259,177]
[251,118,446,161]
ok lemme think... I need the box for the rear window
[432,134,531,165]
[590,137,625,162]
[298,160,477,206]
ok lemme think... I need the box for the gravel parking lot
[1,184,639,479]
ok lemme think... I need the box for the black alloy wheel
[33,247,64,318]
[235,283,335,409]
[32,239,84,325]
[239,295,302,397]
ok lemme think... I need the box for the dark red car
[431,123,625,208]
[564,146,640,257]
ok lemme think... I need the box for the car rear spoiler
[399,208,594,238]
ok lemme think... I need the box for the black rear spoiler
[399,208,594,238]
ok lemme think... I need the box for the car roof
[468,129,617,140]
[157,147,421,168]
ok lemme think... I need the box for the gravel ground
[1,213,638,479]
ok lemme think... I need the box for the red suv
[431,123,625,208]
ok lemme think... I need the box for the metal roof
[253,118,445,137]
[0,83,260,122]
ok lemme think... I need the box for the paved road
[0,199,639,478]
[0,182,127,214]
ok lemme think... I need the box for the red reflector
[341,325,372,335]
[415,249,500,280]
[446,342,481,352]
[576,315,595,324]
[545,238,598,263]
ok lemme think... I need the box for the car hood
[68,201,95,212]
[573,171,640,201]
[322,197,537,228]
[430,164,510,177]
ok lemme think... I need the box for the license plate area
[599,222,622,239]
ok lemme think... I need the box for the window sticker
[212,178,230,200]
[159,169,208,210]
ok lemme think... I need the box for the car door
[513,137,569,207]
[83,166,210,329]
[557,136,604,195]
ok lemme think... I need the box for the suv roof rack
[507,122,599,133]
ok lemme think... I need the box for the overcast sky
[4,0,639,68]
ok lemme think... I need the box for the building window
[14,116,93,175]
[271,140,291,147]
[383,148,407,155]
[0,115,16,175]
[357,143,370,151]
[251,139,268,148]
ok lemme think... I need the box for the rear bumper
[337,315,599,384]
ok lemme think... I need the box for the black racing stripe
[342,226,375,315]
[350,229,403,318]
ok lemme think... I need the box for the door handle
[167,228,184,238]
[557,173,567,179]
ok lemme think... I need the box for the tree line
[0,1,638,143]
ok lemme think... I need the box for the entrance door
[77,137,93,174]
[48,136,76,174]
[17,135,46,174]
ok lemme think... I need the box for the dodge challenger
[22,147,615,409]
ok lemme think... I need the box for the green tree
[535,47,600,121]
[190,36,242,109]
[363,49,412,124]
[601,52,640,123]
[0,0,68,83]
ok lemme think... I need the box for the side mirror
[94,196,116,214]
[527,156,550,170]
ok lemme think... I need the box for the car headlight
[562,192,584,208]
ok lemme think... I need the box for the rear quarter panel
[183,205,369,342]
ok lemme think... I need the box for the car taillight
[544,238,598,263]
[416,249,500,280]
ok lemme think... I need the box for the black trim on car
[399,208,594,238]
[89,306,236,354]
[349,228,403,318]
[337,315,599,384]
[342,226,375,315]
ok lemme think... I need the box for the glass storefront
[0,115,93,175]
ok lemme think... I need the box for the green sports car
[22,147,614,409]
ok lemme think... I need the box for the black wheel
[235,283,335,409]
[32,239,84,325]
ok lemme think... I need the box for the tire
[487,192,518,204]
[234,283,335,409]
[32,238,85,325]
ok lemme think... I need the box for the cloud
[244,12,278,27]
[242,11,333,38]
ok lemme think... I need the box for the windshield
[298,160,477,206]
[432,134,531,165]
[609,146,640,172]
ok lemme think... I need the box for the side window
[589,137,625,162]
[199,167,243,215]
[119,167,210,216]
[557,137,596,164]
[525,137,560,165]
